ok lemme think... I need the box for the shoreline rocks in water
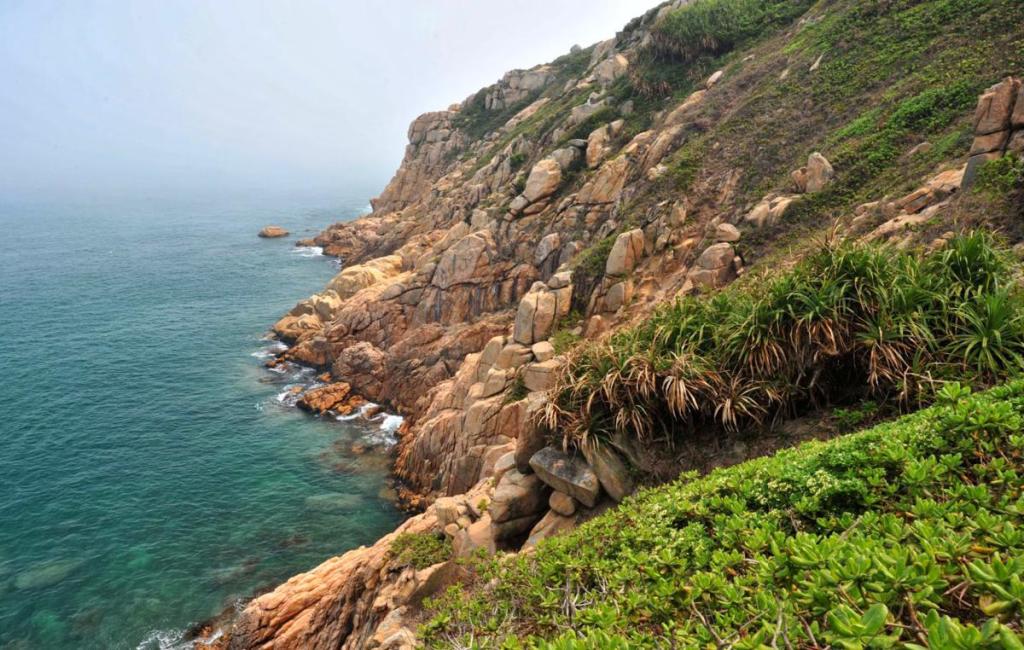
[258,225,289,238]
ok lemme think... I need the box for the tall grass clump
[547,233,1024,450]
[652,0,813,62]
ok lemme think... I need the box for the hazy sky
[0,0,657,201]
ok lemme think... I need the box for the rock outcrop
[258,226,289,238]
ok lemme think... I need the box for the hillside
[213,0,1024,647]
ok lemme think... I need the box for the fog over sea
[0,193,404,648]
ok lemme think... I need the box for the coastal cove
[0,194,404,649]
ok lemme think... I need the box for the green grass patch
[423,380,1024,647]
[389,532,452,570]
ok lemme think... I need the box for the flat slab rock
[529,446,601,508]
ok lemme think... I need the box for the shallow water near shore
[0,193,404,649]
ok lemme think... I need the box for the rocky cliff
[216,0,1024,646]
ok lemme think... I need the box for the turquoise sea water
[0,194,404,649]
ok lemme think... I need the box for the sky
[0,0,657,202]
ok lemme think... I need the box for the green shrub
[551,328,582,355]
[424,381,1024,647]
[831,401,880,433]
[389,533,451,570]
[548,233,1024,449]
[974,155,1024,197]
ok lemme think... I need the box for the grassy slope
[425,381,1024,648]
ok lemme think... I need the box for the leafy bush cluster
[974,155,1024,198]
[424,381,1024,647]
[389,532,451,570]
[547,233,1024,448]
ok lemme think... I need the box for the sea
[0,192,405,649]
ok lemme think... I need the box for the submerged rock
[14,559,84,591]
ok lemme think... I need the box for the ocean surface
[0,193,405,649]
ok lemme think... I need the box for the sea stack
[258,225,289,238]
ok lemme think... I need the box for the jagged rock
[586,119,624,168]
[688,243,738,290]
[593,53,628,84]
[805,153,834,193]
[529,446,601,507]
[531,341,555,362]
[971,129,1010,155]
[522,359,562,392]
[535,232,562,269]
[664,90,706,126]
[479,335,505,369]
[581,442,635,503]
[715,223,741,243]
[509,195,530,214]
[523,158,563,203]
[514,394,548,473]
[602,280,633,312]
[745,194,795,228]
[433,496,466,528]
[258,225,289,238]
[578,156,628,204]
[489,470,550,524]
[605,228,645,276]
[327,255,404,300]
[513,290,556,345]
[550,147,580,171]
[297,382,353,414]
[548,271,572,289]
[453,514,496,558]
[492,452,516,485]
[523,510,576,549]
[549,491,577,516]
[975,77,1020,135]
[496,342,534,370]
[481,368,513,398]
[706,70,724,88]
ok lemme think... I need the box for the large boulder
[523,510,576,549]
[514,395,549,473]
[523,159,563,203]
[605,229,645,276]
[581,442,635,503]
[522,359,562,392]
[586,119,624,169]
[577,156,628,204]
[529,446,601,507]
[593,53,629,85]
[688,242,738,290]
[258,225,289,238]
[297,382,354,414]
[804,153,834,193]
[488,470,550,524]
[975,77,1020,135]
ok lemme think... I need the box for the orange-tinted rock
[297,382,352,414]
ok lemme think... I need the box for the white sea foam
[379,414,404,433]
[336,402,382,422]
[135,628,192,650]
[292,245,323,258]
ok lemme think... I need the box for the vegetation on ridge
[546,233,1024,453]
[424,381,1024,647]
